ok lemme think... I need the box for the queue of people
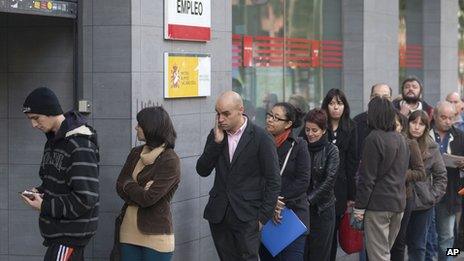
[18,75,464,261]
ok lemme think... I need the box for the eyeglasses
[370,94,392,100]
[266,112,288,122]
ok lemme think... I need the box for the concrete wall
[343,0,399,114]
[77,0,231,259]
[0,13,75,260]
[77,0,133,260]
[130,0,230,260]
[423,0,459,105]
[342,0,364,115]
[363,0,400,109]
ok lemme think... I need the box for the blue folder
[261,207,308,257]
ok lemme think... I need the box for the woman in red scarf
[259,102,310,261]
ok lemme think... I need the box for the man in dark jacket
[196,91,281,261]
[430,101,464,261]
[20,87,100,261]
[393,76,434,119]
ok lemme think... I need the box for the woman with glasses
[259,102,310,261]
[303,108,340,261]
[321,89,358,261]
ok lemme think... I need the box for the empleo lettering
[177,0,203,16]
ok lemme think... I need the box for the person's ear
[285,121,293,130]
[239,105,245,114]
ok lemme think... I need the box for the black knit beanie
[22,87,63,116]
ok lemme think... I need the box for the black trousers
[456,209,464,249]
[44,244,84,261]
[305,205,335,261]
[329,214,343,261]
[209,205,261,261]
[390,197,413,261]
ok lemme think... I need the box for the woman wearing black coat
[303,108,340,261]
[259,102,311,261]
[321,89,358,261]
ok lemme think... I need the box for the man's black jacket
[196,120,281,224]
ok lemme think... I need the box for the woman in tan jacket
[115,106,180,261]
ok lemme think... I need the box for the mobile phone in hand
[19,190,38,200]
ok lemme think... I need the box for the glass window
[232,0,342,127]
[399,0,424,89]
[458,0,464,95]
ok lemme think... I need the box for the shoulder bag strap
[280,141,295,176]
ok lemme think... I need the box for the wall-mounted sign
[0,0,77,18]
[164,53,211,98]
[164,0,211,41]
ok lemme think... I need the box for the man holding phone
[20,87,100,261]
[19,189,43,200]
[196,91,281,261]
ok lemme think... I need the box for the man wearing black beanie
[20,87,100,261]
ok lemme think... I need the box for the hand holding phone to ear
[214,114,224,144]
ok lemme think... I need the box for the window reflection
[232,0,342,127]
[459,0,464,95]
[399,0,424,93]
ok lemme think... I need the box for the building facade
[0,0,460,260]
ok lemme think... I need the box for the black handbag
[110,210,125,261]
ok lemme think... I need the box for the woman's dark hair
[304,108,328,130]
[408,110,430,153]
[136,106,177,149]
[394,110,408,134]
[367,96,396,131]
[321,88,351,130]
[273,102,305,129]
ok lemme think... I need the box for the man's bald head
[446,92,460,101]
[215,91,245,132]
[370,83,392,101]
[216,91,244,109]
[445,92,463,116]
[434,101,455,132]
[435,101,456,116]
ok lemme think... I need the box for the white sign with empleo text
[164,0,211,42]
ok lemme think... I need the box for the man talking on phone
[196,91,281,261]
[20,87,100,261]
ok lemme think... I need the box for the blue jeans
[259,234,306,261]
[358,245,367,261]
[436,203,457,261]
[407,208,434,261]
[120,243,173,261]
[426,207,438,261]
